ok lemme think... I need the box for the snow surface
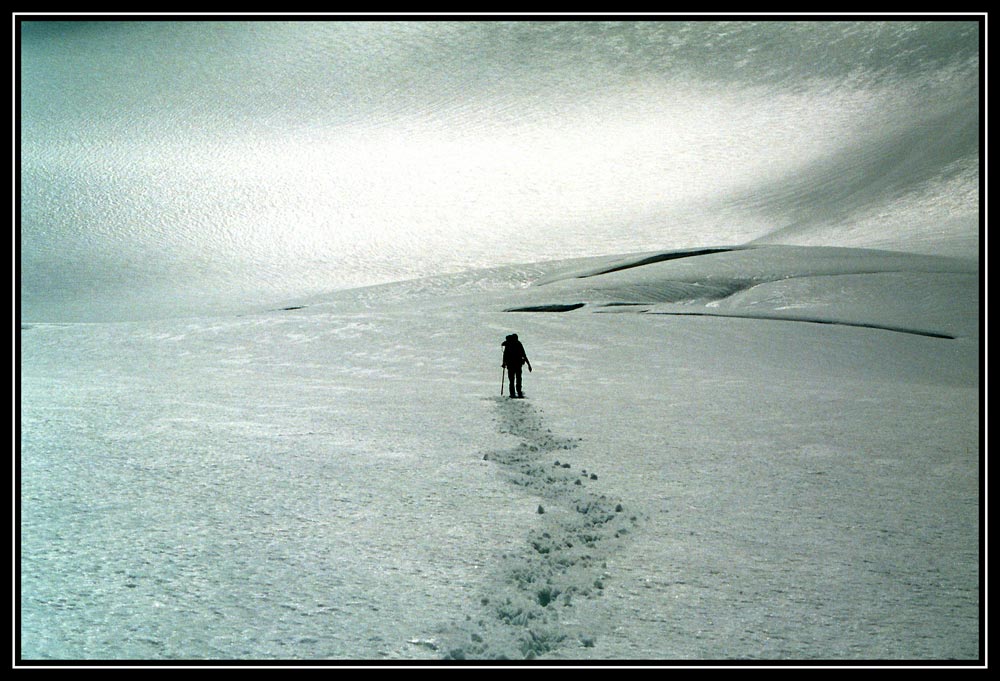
[19,245,980,661]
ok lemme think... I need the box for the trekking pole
[500,366,506,396]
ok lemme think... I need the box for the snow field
[19,244,980,660]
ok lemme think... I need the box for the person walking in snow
[502,333,531,398]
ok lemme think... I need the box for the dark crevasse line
[645,311,957,339]
[576,248,740,278]
[504,303,586,312]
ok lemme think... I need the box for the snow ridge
[437,398,640,660]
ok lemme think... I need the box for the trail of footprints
[434,398,640,660]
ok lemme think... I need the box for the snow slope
[19,244,980,661]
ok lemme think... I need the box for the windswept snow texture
[20,21,979,322]
[21,245,980,661]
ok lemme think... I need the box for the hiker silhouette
[501,334,532,398]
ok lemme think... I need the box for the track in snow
[432,397,640,660]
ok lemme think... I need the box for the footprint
[432,399,639,660]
